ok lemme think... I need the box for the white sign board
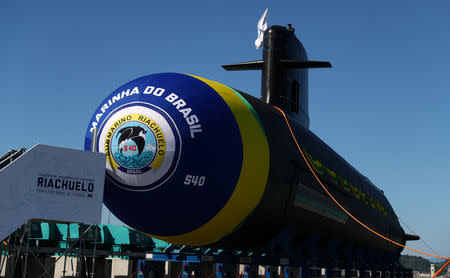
[0,144,105,241]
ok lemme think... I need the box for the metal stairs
[0,148,26,171]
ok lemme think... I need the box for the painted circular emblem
[97,104,181,191]
[107,114,165,174]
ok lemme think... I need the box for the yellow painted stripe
[149,75,270,246]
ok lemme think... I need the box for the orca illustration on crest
[116,126,147,156]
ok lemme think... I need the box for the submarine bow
[84,73,270,246]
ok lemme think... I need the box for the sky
[1,1,449,259]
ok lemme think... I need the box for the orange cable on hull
[273,106,449,263]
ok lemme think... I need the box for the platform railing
[0,148,26,171]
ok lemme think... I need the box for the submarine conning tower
[223,25,331,129]
[262,25,310,127]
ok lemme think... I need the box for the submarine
[84,25,419,264]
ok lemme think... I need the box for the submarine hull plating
[211,91,406,257]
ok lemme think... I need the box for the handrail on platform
[0,148,26,171]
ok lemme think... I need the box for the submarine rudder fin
[404,234,420,241]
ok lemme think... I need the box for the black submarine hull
[211,92,406,260]
[216,25,409,261]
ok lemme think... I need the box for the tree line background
[400,255,448,273]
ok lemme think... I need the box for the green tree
[399,255,432,273]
